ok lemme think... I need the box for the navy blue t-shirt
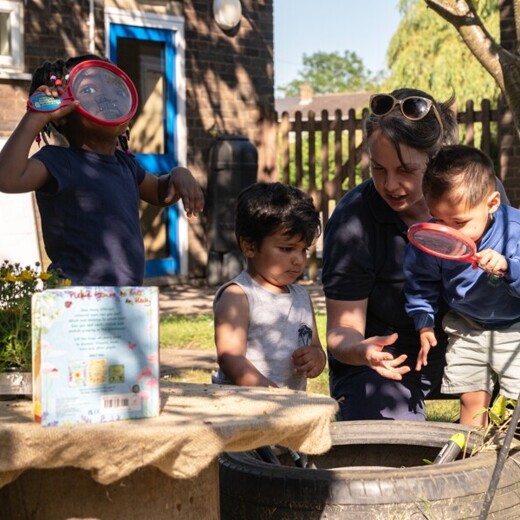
[322,179,448,401]
[34,146,146,286]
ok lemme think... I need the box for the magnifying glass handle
[27,91,74,113]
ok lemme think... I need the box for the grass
[160,314,215,350]
[160,312,459,421]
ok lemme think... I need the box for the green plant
[0,260,69,372]
[473,394,519,454]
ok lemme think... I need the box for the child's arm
[292,305,326,378]
[0,88,78,193]
[214,283,277,387]
[416,327,437,371]
[139,166,204,218]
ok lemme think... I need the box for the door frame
[104,7,188,276]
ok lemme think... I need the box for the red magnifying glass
[407,222,504,277]
[27,60,138,127]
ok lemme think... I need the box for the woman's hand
[328,328,410,381]
[326,298,410,381]
[362,333,411,380]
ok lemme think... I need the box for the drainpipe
[89,0,95,53]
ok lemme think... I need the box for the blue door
[109,24,180,276]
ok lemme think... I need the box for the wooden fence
[277,99,498,278]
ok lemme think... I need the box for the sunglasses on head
[369,93,444,134]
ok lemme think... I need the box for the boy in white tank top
[213,182,326,390]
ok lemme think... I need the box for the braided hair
[29,54,103,96]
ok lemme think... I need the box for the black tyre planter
[219,420,520,519]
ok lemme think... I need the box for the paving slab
[160,348,217,376]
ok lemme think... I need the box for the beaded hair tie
[118,128,133,156]
[35,123,53,148]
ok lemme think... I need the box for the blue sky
[273,1,402,91]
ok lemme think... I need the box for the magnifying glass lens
[413,230,473,257]
[71,67,133,122]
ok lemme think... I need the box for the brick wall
[0,82,31,137]
[24,0,102,72]
[183,0,275,275]
[183,0,274,179]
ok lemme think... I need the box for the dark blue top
[34,146,146,286]
[404,204,520,329]
[321,179,448,397]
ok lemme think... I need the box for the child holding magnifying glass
[404,144,520,426]
[0,54,204,286]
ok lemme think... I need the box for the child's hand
[416,328,437,371]
[29,85,80,122]
[292,346,326,378]
[474,249,507,276]
[166,166,204,217]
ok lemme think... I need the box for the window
[0,1,23,71]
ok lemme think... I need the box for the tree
[385,0,500,107]
[424,0,520,138]
[277,50,381,97]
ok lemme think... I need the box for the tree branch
[425,0,507,91]
[515,0,520,48]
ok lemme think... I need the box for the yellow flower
[1,260,69,372]
[61,279,72,286]
[19,270,35,281]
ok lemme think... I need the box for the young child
[0,54,204,286]
[403,144,520,426]
[212,182,326,390]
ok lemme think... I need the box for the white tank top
[212,271,314,390]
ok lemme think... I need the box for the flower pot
[0,370,32,400]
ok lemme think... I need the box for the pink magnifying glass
[27,60,138,127]
[407,222,504,277]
